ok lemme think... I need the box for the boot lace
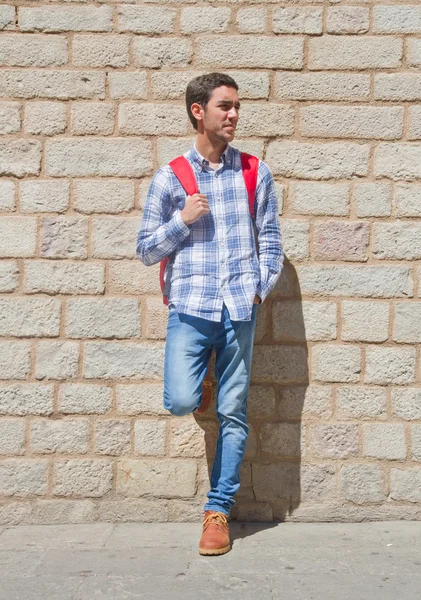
[203,512,228,530]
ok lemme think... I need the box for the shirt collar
[188,143,233,170]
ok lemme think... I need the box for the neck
[195,133,228,164]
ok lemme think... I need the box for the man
[136,73,283,555]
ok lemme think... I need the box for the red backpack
[159,152,259,305]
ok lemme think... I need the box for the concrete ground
[0,521,420,599]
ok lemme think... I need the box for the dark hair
[185,72,239,131]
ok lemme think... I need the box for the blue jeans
[163,303,258,516]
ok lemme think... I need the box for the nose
[227,106,238,119]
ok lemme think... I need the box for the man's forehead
[210,86,239,102]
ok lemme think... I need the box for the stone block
[18,6,113,32]
[24,260,105,295]
[118,6,176,33]
[133,37,192,68]
[30,419,90,454]
[98,499,169,523]
[92,217,140,259]
[0,261,18,292]
[196,36,303,69]
[59,384,112,415]
[354,182,392,217]
[0,459,48,496]
[117,459,197,498]
[40,216,88,259]
[375,143,421,181]
[144,297,168,340]
[118,104,189,136]
[251,345,308,383]
[327,6,369,34]
[180,7,231,33]
[273,300,337,342]
[252,464,298,501]
[169,419,217,459]
[0,217,36,257]
[0,34,67,67]
[134,419,166,456]
[390,468,421,502]
[275,72,370,102]
[267,142,369,179]
[392,389,421,421]
[273,7,323,34]
[312,345,361,383]
[363,423,407,460]
[365,346,416,385]
[0,101,20,134]
[309,36,402,70]
[35,341,79,380]
[0,420,25,455]
[235,103,294,137]
[372,223,421,259]
[408,106,421,140]
[310,424,359,458]
[108,261,161,295]
[300,105,403,140]
[297,266,413,299]
[340,465,386,504]
[411,425,421,462]
[46,139,152,177]
[290,182,350,216]
[0,70,105,100]
[300,464,336,502]
[0,384,54,416]
[84,342,165,380]
[341,301,389,343]
[237,8,266,33]
[337,387,387,420]
[0,180,15,211]
[116,384,166,416]
[25,102,66,136]
[74,180,134,214]
[373,5,421,34]
[393,303,421,343]
[261,423,303,458]
[71,103,114,135]
[395,183,421,217]
[375,74,421,102]
[54,459,113,497]
[95,420,132,455]
[279,386,333,420]
[408,38,421,68]
[0,5,14,30]
[0,298,60,337]
[66,298,140,339]
[72,35,129,68]
[0,140,41,178]
[313,221,369,261]
[108,72,148,100]
[20,180,69,213]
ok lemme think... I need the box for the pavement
[0,520,420,599]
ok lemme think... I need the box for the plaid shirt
[136,143,283,322]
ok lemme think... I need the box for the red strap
[241,152,259,220]
[168,156,199,196]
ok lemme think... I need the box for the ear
[191,102,204,123]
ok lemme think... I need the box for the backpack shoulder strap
[241,152,259,220]
[169,156,199,196]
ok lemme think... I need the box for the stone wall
[0,0,420,524]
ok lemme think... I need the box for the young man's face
[196,85,240,143]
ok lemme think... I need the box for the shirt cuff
[171,209,191,237]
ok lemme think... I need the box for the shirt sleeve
[136,168,191,267]
[254,161,284,303]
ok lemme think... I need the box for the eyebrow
[217,100,241,108]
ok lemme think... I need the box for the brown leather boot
[198,510,231,556]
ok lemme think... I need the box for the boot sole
[198,544,231,556]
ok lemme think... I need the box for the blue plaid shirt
[136,143,283,322]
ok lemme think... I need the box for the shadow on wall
[195,259,310,522]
